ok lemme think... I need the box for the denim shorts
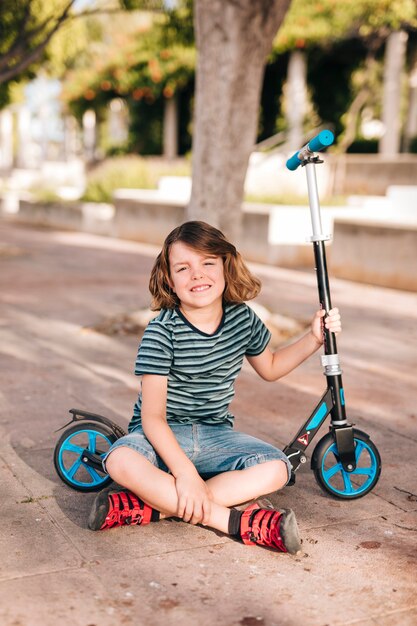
[102,423,291,484]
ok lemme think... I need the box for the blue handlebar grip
[286,129,335,171]
[308,129,334,152]
[286,152,303,171]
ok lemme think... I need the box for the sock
[228,508,243,537]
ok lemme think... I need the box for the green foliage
[159,0,194,48]
[4,0,414,156]
[0,0,43,55]
[43,11,91,76]
[120,0,164,9]
[62,4,196,154]
[60,0,417,156]
[276,0,417,52]
[0,84,10,110]
[258,54,289,141]
[0,0,78,101]
[32,187,61,203]
[273,0,417,145]
[0,0,163,108]
[62,13,195,108]
[307,39,368,137]
[82,155,190,202]
[346,138,379,153]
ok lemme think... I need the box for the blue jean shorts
[103,422,291,484]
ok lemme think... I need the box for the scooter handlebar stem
[286,129,334,171]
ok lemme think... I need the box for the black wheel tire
[54,422,117,492]
[312,428,381,499]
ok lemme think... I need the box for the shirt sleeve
[245,305,271,356]
[134,320,173,376]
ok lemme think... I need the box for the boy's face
[168,241,225,311]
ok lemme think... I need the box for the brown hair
[149,221,261,310]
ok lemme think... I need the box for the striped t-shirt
[129,303,271,431]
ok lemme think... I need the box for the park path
[0,221,416,626]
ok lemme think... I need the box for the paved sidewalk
[0,221,416,626]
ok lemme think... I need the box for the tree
[274,0,417,51]
[0,0,76,87]
[274,0,417,152]
[0,0,164,107]
[187,0,291,239]
[1,0,291,237]
[60,9,196,155]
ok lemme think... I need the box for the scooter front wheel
[54,422,116,492]
[312,429,381,499]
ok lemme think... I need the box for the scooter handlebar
[286,129,334,171]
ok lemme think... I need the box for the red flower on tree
[84,88,96,100]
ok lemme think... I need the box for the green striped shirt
[129,303,271,431]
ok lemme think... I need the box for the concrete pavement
[0,221,416,626]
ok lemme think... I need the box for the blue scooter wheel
[312,429,381,499]
[54,422,116,492]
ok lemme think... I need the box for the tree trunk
[0,109,14,170]
[163,94,179,160]
[379,30,408,156]
[82,110,97,162]
[17,105,31,168]
[286,50,307,150]
[187,0,291,241]
[403,43,417,152]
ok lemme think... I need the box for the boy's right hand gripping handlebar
[286,130,334,171]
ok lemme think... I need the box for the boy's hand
[311,307,342,345]
[175,470,212,525]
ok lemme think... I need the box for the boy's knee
[105,446,139,478]
[264,459,289,491]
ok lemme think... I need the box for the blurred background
[1,0,416,289]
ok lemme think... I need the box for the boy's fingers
[183,504,194,522]
[190,505,203,525]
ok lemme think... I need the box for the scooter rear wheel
[312,429,381,499]
[54,422,116,492]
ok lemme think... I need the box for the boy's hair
[149,221,261,310]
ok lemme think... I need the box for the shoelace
[105,509,143,527]
[247,508,285,550]
[105,492,144,528]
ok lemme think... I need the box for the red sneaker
[240,503,301,554]
[88,489,156,531]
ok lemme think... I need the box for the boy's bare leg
[205,460,289,507]
[106,448,288,533]
[105,447,231,533]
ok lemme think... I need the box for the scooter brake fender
[54,408,127,439]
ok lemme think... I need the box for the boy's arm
[140,374,211,524]
[247,308,341,382]
[140,374,196,477]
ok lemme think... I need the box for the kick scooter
[53,130,381,498]
[283,130,381,498]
